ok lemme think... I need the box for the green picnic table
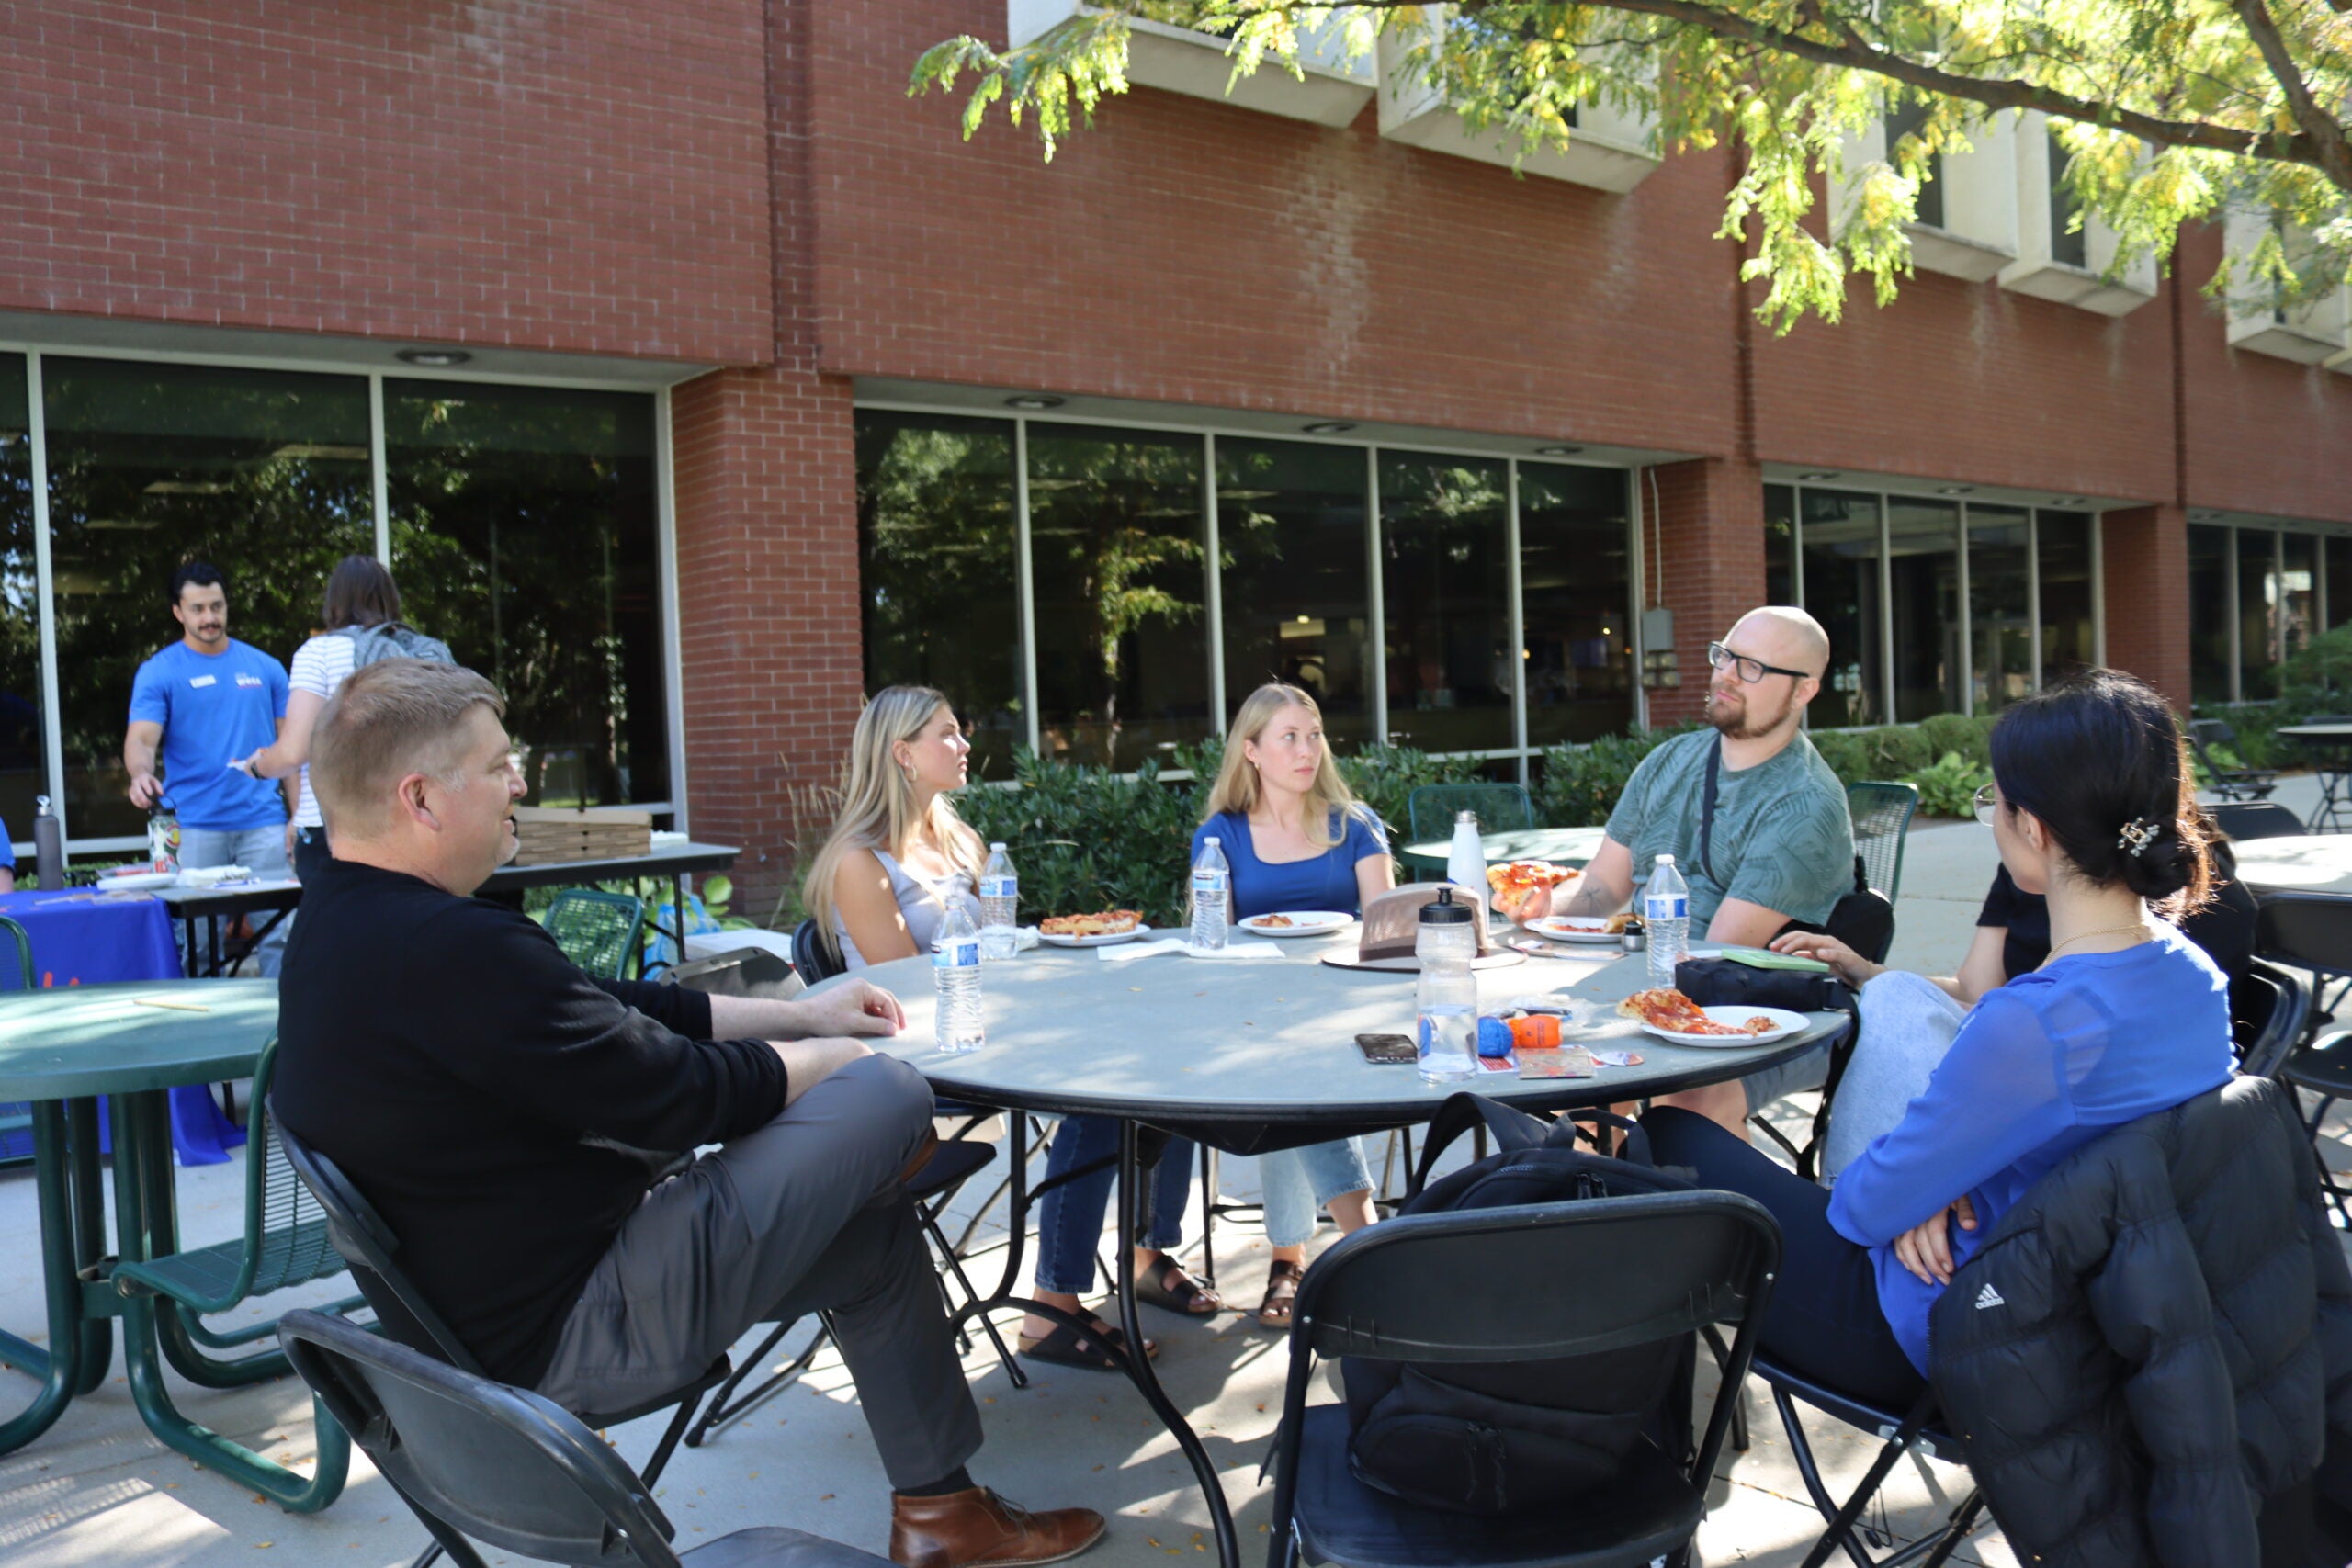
[1397,825,1607,881]
[0,979,347,1509]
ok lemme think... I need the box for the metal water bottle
[32,795,62,890]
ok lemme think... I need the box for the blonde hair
[801,686,988,941]
[1201,683,1363,852]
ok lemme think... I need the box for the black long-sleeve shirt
[275,857,789,1388]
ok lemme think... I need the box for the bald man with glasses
[1502,606,1856,1133]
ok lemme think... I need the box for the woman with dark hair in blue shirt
[1647,670,2235,1405]
[1191,683,1396,1328]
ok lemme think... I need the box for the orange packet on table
[1507,1013,1561,1052]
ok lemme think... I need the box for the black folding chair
[2253,895,2352,1225]
[792,918,845,983]
[2188,719,2279,803]
[1746,1359,1985,1568]
[275,1112,730,1568]
[279,1309,893,1568]
[2210,800,2305,842]
[2233,959,2311,1080]
[1264,1190,1780,1568]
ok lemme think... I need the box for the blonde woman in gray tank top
[803,688,988,971]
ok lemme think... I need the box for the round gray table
[2227,834,2352,897]
[836,937,1844,1568]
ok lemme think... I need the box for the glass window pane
[1885,101,1944,230]
[44,358,372,840]
[1800,490,1883,728]
[1379,453,1510,753]
[854,412,1021,778]
[1028,425,1209,770]
[2188,525,2233,705]
[2330,536,2352,631]
[2283,533,2318,663]
[2035,510,2096,685]
[389,382,666,808]
[1888,498,1963,721]
[1218,439,1371,748]
[1521,463,1633,746]
[0,356,37,849]
[1968,505,2031,714]
[1764,484,1795,606]
[2239,529,2279,700]
[2050,131,2087,270]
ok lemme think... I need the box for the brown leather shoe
[888,1486,1106,1568]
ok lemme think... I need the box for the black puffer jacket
[1928,1077,2352,1566]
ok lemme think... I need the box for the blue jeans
[1033,1116,1196,1295]
[180,823,291,977]
[1257,1136,1374,1247]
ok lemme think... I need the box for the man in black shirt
[276,660,1102,1568]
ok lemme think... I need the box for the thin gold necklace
[2043,921,2151,964]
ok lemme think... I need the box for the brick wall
[1640,458,1768,726]
[0,0,773,365]
[2100,504,2192,708]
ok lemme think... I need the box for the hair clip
[2117,817,2160,857]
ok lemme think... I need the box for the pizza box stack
[511,806,653,866]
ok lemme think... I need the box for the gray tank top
[836,846,982,969]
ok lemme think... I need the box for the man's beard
[1708,691,1788,740]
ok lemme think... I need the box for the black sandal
[1017,1318,1157,1371]
[1256,1259,1305,1330]
[1134,1258,1226,1314]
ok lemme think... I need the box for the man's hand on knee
[775,1036,876,1104]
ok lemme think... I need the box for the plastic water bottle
[978,842,1019,962]
[1415,887,1479,1084]
[1190,836,1229,950]
[933,903,986,1053]
[1643,853,1690,986]
[1446,809,1487,922]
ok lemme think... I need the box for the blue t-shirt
[128,639,290,831]
[1192,807,1390,920]
[1826,926,2235,1374]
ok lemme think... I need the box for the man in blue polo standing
[123,561,292,974]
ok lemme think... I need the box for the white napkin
[1013,927,1042,953]
[1097,937,1287,963]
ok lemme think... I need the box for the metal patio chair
[543,889,645,980]
[1845,782,1918,900]
[1406,783,1536,844]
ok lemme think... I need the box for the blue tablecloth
[0,889,246,1166]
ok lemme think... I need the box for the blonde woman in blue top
[1192,683,1391,1328]
[1645,671,2235,1404]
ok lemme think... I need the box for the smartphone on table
[1354,1032,1417,1065]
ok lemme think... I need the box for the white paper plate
[100,870,176,891]
[1037,922,1153,949]
[1238,911,1352,938]
[1638,1005,1810,1048]
[1528,916,1625,946]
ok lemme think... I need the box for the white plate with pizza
[1238,910,1352,938]
[1036,911,1153,948]
[1618,989,1810,1047]
[1527,914,1632,946]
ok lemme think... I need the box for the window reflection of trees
[1029,427,1207,770]
[388,383,666,810]
[1217,438,1372,747]
[0,358,40,842]
[42,359,373,839]
[1380,454,1511,752]
[855,413,1022,775]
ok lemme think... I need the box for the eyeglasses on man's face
[1706,641,1815,685]
[1973,783,2000,826]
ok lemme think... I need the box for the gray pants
[180,824,291,976]
[537,1053,984,1491]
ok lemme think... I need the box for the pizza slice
[1616,988,1747,1035]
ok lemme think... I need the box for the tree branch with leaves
[911,1,2352,331]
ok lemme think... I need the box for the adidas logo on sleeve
[1974,1283,2006,1311]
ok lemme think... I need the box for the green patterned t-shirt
[1604,728,1854,929]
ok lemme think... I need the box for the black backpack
[1341,1095,1698,1516]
